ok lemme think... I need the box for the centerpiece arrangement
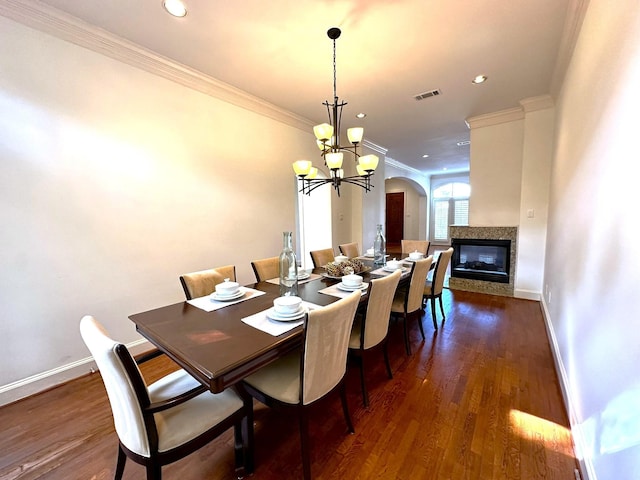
[324,258,367,278]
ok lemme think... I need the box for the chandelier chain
[333,38,337,100]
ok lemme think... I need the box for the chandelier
[292,27,379,196]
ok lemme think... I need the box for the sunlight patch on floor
[510,409,575,456]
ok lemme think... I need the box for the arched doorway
[385,177,428,253]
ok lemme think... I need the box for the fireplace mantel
[448,226,518,296]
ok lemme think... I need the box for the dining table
[129,255,428,394]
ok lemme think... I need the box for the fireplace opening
[451,238,511,284]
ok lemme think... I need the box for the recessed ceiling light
[422,154,429,158]
[356,113,366,119]
[472,75,487,84]
[456,140,471,146]
[163,0,187,17]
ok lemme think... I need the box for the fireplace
[451,238,511,284]
[448,226,517,296]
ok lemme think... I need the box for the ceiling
[31,0,573,176]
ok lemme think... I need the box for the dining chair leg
[416,310,426,340]
[430,297,438,330]
[438,294,446,321]
[383,342,393,379]
[339,381,355,433]
[114,445,126,480]
[403,314,412,355]
[145,463,161,480]
[299,410,312,480]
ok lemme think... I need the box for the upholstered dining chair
[338,242,360,258]
[423,247,454,329]
[241,292,361,480]
[310,248,335,268]
[251,256,279,283]
[401,239,430,256]
[390,256,433,355]
[79,315,253,480]
[179,265,236,300]
[349,269,402,407]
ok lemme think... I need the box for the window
[431,182,469,243]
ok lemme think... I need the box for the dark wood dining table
[129,256,423,394]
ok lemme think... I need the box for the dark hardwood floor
[0,289,579,479]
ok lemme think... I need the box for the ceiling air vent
[414,89,441,101]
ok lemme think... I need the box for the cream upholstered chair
[251,256,279,282]
[349,269,402,407]
[241,292,361,480]
[401,239,430,256]
[423,247,454,329]
[79,316,253,480]
[310,248,335,268]
[338,242,360,258]
[179,265,236,300]
[390,256,433,355]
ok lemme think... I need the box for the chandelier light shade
[293,27,378,196]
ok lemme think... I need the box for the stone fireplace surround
[448,226,518,296]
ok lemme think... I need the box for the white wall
[544,0,640,478]
[357,145,388,252]
[0,16,319,403]
[517,100,554,298]
[469,118,524,226]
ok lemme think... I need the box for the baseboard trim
[0,338,152,407]
[540,299,596,480]
[514,288,541,300]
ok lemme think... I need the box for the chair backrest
[310,248,335,268]
[361,269,402,349]
[405,256,433,313]
[401,239,430,255]
[179,265,237,300]
[251,256,279,282]
[338,242,360,258]
[431,248,453,295]
[301,291,360,405]
[80,316,153,457]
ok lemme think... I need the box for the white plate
[336,282,368,292]
[297,272,311,280]
[383,266,407,272]
[211,290,244,301]
[271,305,306,318]
[266,306,307,322]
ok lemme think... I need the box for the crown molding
[550,0,590,97]
[363,139,388,155]
[465,107,525,130]
[385,157,425,177]
[520,94,555,112]
[0,0,315,132]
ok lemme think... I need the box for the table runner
[241,301,321,336]
[187,287,266,312]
